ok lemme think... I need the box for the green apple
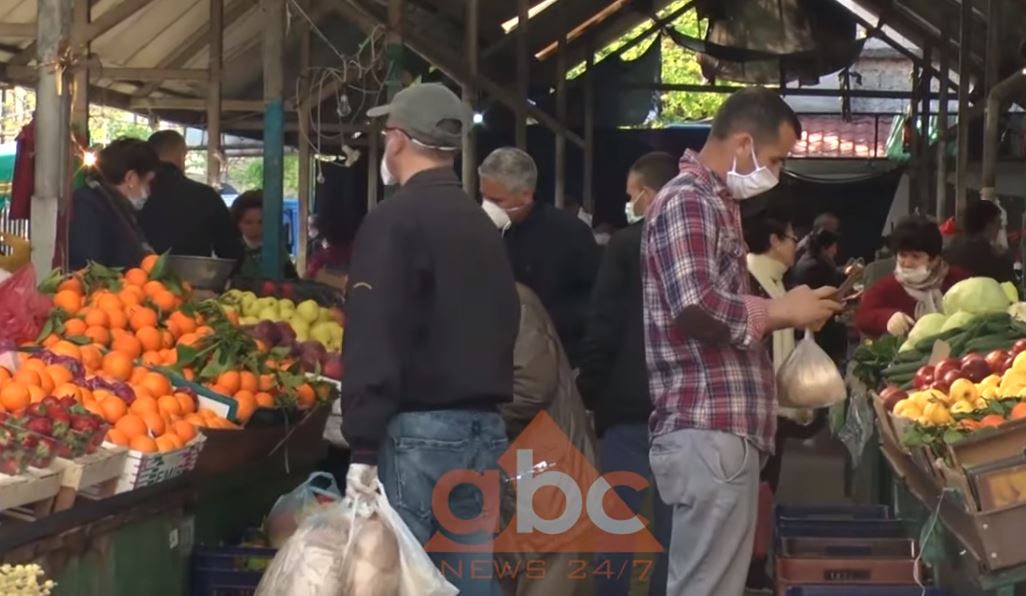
[295,326,310,342]
[277,298,296,312]
[240,294,259,316]
[318,307,333,323]
[296,300,320,324]
[258,307,281,322]
[310,321,336,346]
[290,317,311,337]
[240,316,259,326]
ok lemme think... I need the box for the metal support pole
[909,63,920,212]
[936,25,950,221]
[70,0,88,144]
[297,0,312,275]
[34,0,72,275]
[985,0,1002,94]
[955,0,972,221]
[515,0,529,150]
[207,0,223,188]
[386,0,403,100]
[554,32,567,209]
[582,34,595,215]
[261,0,284,279]
[919,46,932,213]
[461,0,478,195]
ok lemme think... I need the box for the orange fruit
[13,368,42,388]
[0,382,30,412]
[197,408,219,419]
[106,428,130,446]
[151,290,176,313]
[115,413,147,439]
[185,413,206,427]
[54,289,83,314]
[167,433,185,449]
[258,373,276,392]
[174,392,196,413]
[216,371,241,395]
[58,276,83,294]
[162,348,178,365]
[131,367,150,386]
[92,389,115,403]
[50,340,82,362]
[141,372,172,397]
[21,358,46,372]
[254,391,275,409]
[83,400,105,419]
[53,383,81,400]
[169,312,196,335]
[124,268,148,287]
[95,293,123,313]
[177,333,200,348]
[41,334,60,348]
[143,280,165,297]
[110,328,130,341]
[171,419,197,441]
[112,334,143,360]
[119,289,143,307]
[141,351,162,366]
[27,385,45,404]
[158,394,183,417]
[80,345,102,372]
[84,308,109,328]
[130,435,158,453]
[63,318,88,337]
[196,326,214,337]
[141,254,160,274]
[154,434,178,452]
[142,411,166,436]
[233,392,257,423]
[102,351,134,381]
[980,414,1007,428]
[296,384,316,408]
[1012,402,1026,420]
[84,325,111,346]
[129,307,158,332]
[238,371,259,393]
[136,326,162,352]
[100,396,128,423]
[208,384,231,396]
[182,368,196,381]
[161,330,175,350]
[0,367,11,384]
[46,364,74,387]
[130,396,159,416]
[105,308,128,330]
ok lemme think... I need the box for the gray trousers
[649,428,762,596]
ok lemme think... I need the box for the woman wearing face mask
[854,215,969,338]
[230,190,299,280]
[69,138,159,270]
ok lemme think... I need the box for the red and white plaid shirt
[642,150,777,453]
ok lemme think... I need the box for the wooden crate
[50,447,129,510]
[0,467,61,519]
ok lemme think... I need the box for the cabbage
[942,277,1012,315]
[1003,281,1020,304]
[940,310,976,333]
[899,339,916,353]
[908,312,948,345]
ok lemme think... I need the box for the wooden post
[261,0,285,279]
[919,46,932,213]
[955,0,972,221]
[582,34,595,215]
[936,25,950,221]
[297,0,312,276]
[368,122,380,210]
[70,0,88,143]
[554,32,567,209]
[461,0,478,195]
[515,0,529,150]
[34,0,72,275]
[207,0,223,188]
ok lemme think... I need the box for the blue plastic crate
[785,586,946,596]
[191,545,277,596]
[776,505,905,540]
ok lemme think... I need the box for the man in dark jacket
[341,83,519,596]
[944,198,1015,282]
[578,151,677,596]
[479,148,599,368]
[138,130,243,260]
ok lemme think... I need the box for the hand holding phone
[835,268,863,301]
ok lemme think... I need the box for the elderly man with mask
[643,88,844,596]
[341,83,519,596]
[479,148,600,368]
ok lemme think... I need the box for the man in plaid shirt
[643,88,843,596]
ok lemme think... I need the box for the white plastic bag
[265,471,343,548]
[255,480,458,596]
[776,330,847,408]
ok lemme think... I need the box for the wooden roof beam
[10,0,154,66]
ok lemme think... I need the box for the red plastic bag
[0,266,52,346]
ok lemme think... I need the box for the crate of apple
[0,421,58,474]
[912,348,1021,394]
[4,396,109,459]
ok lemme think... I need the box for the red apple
[1013,339,1026,356]
[914,365,936,390]
[934,358,962,380]
[961,356,992,383]
[1005,356,1017,373]
[941,368,964,388]
[882,389,908,412]
[986,350,1009,373]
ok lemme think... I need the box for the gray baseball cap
[366,83,467,150]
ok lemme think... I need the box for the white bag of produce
[255,480,458,596]
[776,331,847,408]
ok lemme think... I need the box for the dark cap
[367,83,466,150]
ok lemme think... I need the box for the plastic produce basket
[785,586,946,595]
[191,545,277,596]
[776,505,904,540]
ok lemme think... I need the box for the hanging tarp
[687,0,863,85]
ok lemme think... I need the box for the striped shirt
[641,150,777,453]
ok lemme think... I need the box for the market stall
[0,251,345,594]
[854,276,1026,595]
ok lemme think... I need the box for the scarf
[896,260,949,320]
[746,253,795,372]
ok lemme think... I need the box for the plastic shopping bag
[265,471,343,548]
[255,481,458,596]
[0,265,50,346]
[777,330,847,408]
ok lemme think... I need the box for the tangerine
[0,382,30,411]
[258,374,276,392]
[151,290,176,313]
[175,392,196,414]
[239,371,259,393]
[158,394,182,417]
[216,371,241,395]
[169,312,196,335]
[185,413,207,427]
[129,307,158,331]
[115,413,147,439]
[21,358,46,372]
[196,326,214,337]
[980,414,1007,428]
[141,254,160,273]
[254,391,275,408]
[136,326,162,352]
[100,396,128,423]
[130,435,158,453]
[131,367,150,385]
[166,433,185,450]
[52,383,80,400]
[58,276,83,294]
[84,325,111,346]
[182,368,196,381]
[141,372,172,397]
[130,396,159,416]
[209,384,231,396]
[143,280,165,297]
[1012,402,1026,420]
[41,333,60,348]
[102,351,134,381]
[161,330,175,350]
[142,411,166,436]
[27,385,45,404]
[83,400,105,419]
[63,318,88,337]
[177,333,200,348]
[154,434,178,453]
[296,384,316,408]
[105,308,128,330]
[54,289,83,314]
[95,293,123,312]
[0,367,11,384]
[106,428,130,446]
[172,420,197,442]
[141,351,163,366]
[124,268,148,287]
[84,308,110,328]
[111,334,143,360]
[50,340,82,361]
[234,392,257,423]
[119,289,142,307]
[13,368,41,388]
[46,364,74,387]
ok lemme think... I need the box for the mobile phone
[835,268,863,300]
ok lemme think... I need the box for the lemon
[894,400,922,419]
[974,397,989,410]
[923,401,953,426]
[1014,351,1026,374]
[950,400,975,415]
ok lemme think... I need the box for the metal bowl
[165,255,236,291]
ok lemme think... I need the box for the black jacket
[577,223,650,434]
[342,167,520,465]
[787,253,848,363]
[504,202,599,367]
[69,180,150,270]
[943,234,1015,283]
[138,163,243,260]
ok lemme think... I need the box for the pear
[278,298,296,312]
[258,307,281,322]
[319,307,333,323]
[311,321,336,346]
[290,317,311,338]
[296,300,321,324]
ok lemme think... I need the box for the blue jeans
[594,423,672,596]
[378,409,508,596]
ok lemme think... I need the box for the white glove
[886,312,915,336]
[345,463,379,501]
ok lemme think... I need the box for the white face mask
[895,264,930,285]
[624,191,645,225]
[380,140,397,186]
[482,199,511,233]
[725,146,779,199]
[129,187,149,210]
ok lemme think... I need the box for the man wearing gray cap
[341,82,519,596]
